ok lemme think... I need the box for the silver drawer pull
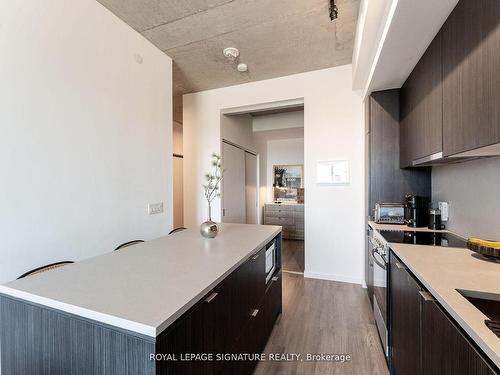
[252,253,260,260]
[419,291,435,302]
[271,276,279,282]
[251,309,259,317]
[204,292,218,303]
[395,262,407,270]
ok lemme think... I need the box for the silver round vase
[200,220,219,238]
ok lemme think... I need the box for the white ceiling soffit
[352,0,459,96]
[351,0,393,92]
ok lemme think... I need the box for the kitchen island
[0,223,282,375]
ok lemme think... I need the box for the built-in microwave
[265,241,277,284]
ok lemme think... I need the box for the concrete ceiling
[97,0,360,122]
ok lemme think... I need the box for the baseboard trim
[304,271,362,285]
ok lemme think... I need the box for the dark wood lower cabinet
[389,253,422,375]
[232,271,282,375]
[422,299,497,375]
[390,251,499,375]
[156,238,281,375]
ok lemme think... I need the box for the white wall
[253,111,304,132]
[173,121,183,155]
[266,138,304,203]
[184,65,365,284]
[432,157,500,239]
[0,1,173,283]
[221,114,255,152]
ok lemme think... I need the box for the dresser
[264,203,304,240]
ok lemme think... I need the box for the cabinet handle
[252,253,260,260]
[271,276,279,282]
[251,309,259,317]
[204,292,218,303]
[419,291,435,302]
[395,262,407,270]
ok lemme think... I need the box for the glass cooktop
[378,230,468,248]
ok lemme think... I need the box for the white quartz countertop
[0,223,281,338]
[369,222,500,369]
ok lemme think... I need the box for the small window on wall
[317,160,349,185]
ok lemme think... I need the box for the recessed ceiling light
[223,47,240,61]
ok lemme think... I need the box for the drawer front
[265,216,294,226]
[293,205,304,212]
[294,212,304,223]
[265,209,294,218]
[265,204,293,211]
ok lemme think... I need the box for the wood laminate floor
[254,273,389,375]
[282,239,305,273]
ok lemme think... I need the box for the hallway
[254,273,389,375]
[282,239,305,274]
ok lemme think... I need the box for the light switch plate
[148,202,164,215]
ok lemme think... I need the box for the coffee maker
[404,194,430,227]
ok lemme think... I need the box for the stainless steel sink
[457,289,500,338]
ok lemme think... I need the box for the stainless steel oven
[370,229,389,359]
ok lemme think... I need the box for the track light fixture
[329,0,338,21]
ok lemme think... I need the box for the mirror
[273,164,304,203]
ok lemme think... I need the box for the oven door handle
[371,248,387,270]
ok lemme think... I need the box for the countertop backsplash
[432,156,500,240]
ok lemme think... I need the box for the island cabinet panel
[442,0,500,156]
[0,296,155,375]
[421,298,498,375]
[240,246,266,321]
[232,271,283,375]
[156,238,281,375]
[389,253,422,375]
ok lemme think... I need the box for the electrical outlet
[148,202,164,215]
[438,201,449,222]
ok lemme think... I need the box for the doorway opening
[220,99,305,274]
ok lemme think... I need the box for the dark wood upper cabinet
[400,32,443,167]
[441,0,500,156]
[367,90,431,210]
